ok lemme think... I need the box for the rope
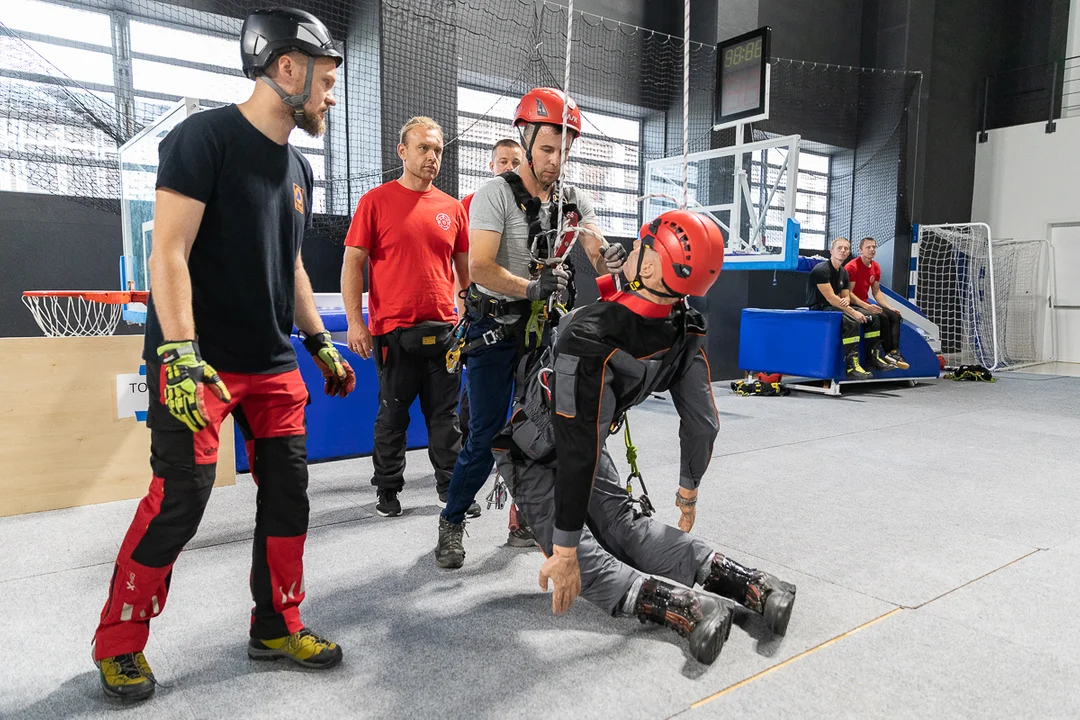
[624,420,640,480]
[622,415,653,515]
[554,0,574,242]
[682,0,690,209]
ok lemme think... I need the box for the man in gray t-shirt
[436,87,627,569]
[469,179,598,299]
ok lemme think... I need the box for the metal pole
[1047,61,1058,134]
[980,223,1001,370]
[978,76,989,143]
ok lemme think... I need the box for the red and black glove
[302,331,356,398]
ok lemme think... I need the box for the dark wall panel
[919,0,1007,225]
[0,194,129,338]
[757,0,863,65]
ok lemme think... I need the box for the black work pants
[877,307,902,353]
[371,332,462,494]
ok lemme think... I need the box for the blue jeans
[442,318,518,524]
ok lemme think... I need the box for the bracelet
[675,492,697,507]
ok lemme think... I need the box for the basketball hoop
[21,291,149,337]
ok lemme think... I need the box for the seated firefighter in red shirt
[843,236,910,370]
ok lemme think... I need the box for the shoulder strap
[499,170,535,215]
[500,170,546,256]
[596,274,618,300]
[500,171,580,261]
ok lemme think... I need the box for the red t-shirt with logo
[344,180,469,336]
[843,258,881,302]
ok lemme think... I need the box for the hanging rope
[682,0,690,209]
[554,0,574,238]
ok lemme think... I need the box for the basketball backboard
[643,133,802,270]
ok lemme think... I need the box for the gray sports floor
[2,367,1079,719]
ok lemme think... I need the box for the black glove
[526,263,571,302]
[601,242,627,273]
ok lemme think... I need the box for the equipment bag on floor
[730,379,790,396]
[945,364,995,382]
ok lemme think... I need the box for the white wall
[972,117,1080,363]
[972,116,1080,239]
[1066,0,1080,119]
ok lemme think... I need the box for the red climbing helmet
[637,210,726,297]
[513,87,582,137]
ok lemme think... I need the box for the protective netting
[914,225,1049,370]
[751,62,920,253]
[1,0,918,290]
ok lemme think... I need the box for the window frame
[750,147,831,251]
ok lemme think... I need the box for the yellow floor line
[689,607,903,711]
[689,549,1042,711]
[913,548,1041,609]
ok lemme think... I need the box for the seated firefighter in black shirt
[806,237,892,380]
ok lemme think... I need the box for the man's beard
[295,107,325,137]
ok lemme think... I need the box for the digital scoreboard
[714,26,771,130]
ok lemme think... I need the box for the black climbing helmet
[240,7,343,80]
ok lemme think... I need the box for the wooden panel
[0,336,234,517]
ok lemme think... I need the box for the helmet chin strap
[627,224,686,300]
[518,124,547,190]
[259,56,317,125]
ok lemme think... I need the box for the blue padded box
[738,308,940,382]
[234,335,434,472]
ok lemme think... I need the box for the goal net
[913,223,1049,370]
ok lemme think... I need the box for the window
[0,38,114,86]
[129,21,239,69]
[0,0,112,45]
[0,1,118,197]
[0,3,330,210]
[131,58,253,105]
[457,87,642,238]
[751,147,830,250]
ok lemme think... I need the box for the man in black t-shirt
[93,8,355,701]
[806,237,889,380]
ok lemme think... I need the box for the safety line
[689,607,903,710]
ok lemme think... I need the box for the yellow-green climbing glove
[156,341,231,432]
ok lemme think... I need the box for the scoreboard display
[714,26,771,129]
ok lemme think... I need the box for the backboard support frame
[644,132,802,271]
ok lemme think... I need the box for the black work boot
[634,578,734,665]
[434,516,465,569]
[845,350,873,380]
[886,350,910,370]
[867,345,894,371]
[507,503,535,548]
[701,553,797,636]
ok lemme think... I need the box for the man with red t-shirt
[844,236,909,369]
[342,116,471,517]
